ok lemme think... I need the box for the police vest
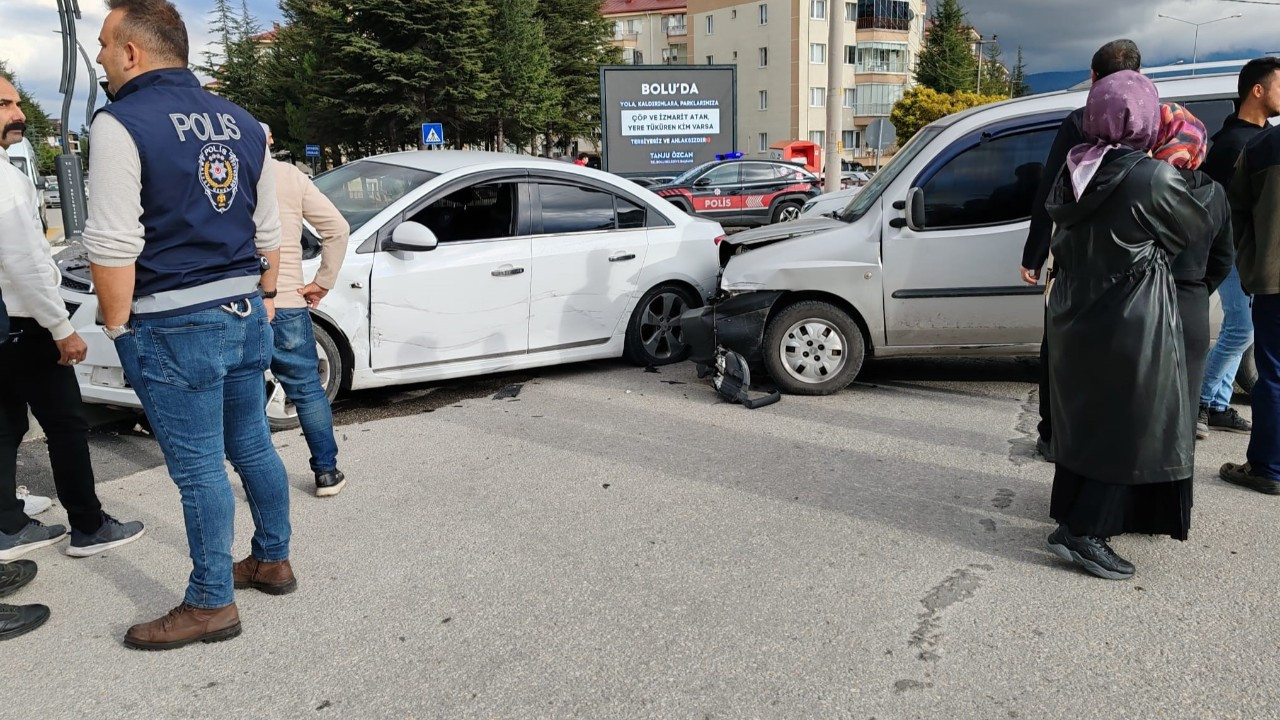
[99,68,266,316]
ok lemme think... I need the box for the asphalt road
[6,356,1276,719]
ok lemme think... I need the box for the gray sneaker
[67,513,145,558]
[0,520,68,562]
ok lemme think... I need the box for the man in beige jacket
[259,124,350,499]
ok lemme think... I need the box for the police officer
[84,0,293,650]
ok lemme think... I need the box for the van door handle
[609,253,637,263]
[491,266,525,277]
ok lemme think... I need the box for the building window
[855,42,910,73]
[845,45,856,65]
[809,130,825,148]
[845,1,857,21]
[842,129,859,151]
[759,133,769,152]
[759,90,768,110]
[843,88,856,107]
[706,55,714,65]
[809,43,827,64]
[810,87,826,106]
[759,3,768,24]
[759,47,768,67]
[706,14,714,34]
[855,0,915,32]
[810,0,827,19]
[853,83,906,116]
[665,14,687,36]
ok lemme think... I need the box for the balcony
[665,23,687,37]
[610,32,641,48]
[855,60,909,74]
[853,103,896,116]
[854,0,914,32]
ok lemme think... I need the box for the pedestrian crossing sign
[421,123,444,146]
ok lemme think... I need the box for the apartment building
[602,0,691,66]
[686,0,925,166]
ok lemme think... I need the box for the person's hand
[55,332,88,366]
[1020,266,1040,285]
[298,282,329,309]
[264,297,276,323]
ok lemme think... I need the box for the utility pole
[975,34,997,95]
[823,1,843,194]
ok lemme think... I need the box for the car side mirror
[385,221,439,252]
[694,177,713,187]
[890,187,927,231]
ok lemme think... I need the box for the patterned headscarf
[1066,70,1161,199]
[1151,103,1208,170]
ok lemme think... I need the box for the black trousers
[0,318,102,534]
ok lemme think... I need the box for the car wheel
[771,200,803,223]
[623,284,702,366]
[265,321,343,431]
[1236,343,1257,395]
[762,300,865,395]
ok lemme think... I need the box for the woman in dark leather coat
[1043,71,1214,580]
[1151,104,1234,441]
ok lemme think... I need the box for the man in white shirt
[0,76,144,640]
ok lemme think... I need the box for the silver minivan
[685,69,1245,395]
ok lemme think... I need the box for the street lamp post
[53,29,99,133]
[974,34,998,94]
[1156,13,1243,74]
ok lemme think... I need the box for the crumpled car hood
[723,217,845,248]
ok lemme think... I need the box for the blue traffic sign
[305,144,320,158]
[421,123,444,146]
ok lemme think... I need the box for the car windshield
[672,161,717,185]
[312,160,438,232]
[839,126,942,223]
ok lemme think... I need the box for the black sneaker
[0,603,50,641]
[66,513,145,558]
[1219,462,1280,495]
[0,520,67,562]
[315,469,346,498]
[1036,437,1055,463]
[0,560,37,599]
[1196,406,1209,440]
[1046,526,1135,580]
[1208,407,1252,434]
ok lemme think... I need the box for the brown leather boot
[233,555,297,595]
[123,603,240,650]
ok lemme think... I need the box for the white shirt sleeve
[253,145,281,252]
[82,113,145,267]
[0,167,74,340]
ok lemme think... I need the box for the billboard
[599,65,737,176]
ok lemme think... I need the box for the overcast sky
[5,0,1279,123]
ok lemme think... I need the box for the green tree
[979,40,1009,97]
[914,0,978,94]
[199,0,264,110]
[488,0,560,151]
[537,0,622,153]
[1008,47,1032,98]
[890,86,1004,140]
[0,60,58,174]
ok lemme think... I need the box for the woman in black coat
[1043,71,1214,580]
[1151,103,1234,441]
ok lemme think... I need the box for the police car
[654,155,822,227]
[59,151,723,429]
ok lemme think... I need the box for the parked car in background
[653,159,822,227]
[628,175,677,188]
[60,151,723,428]
[43,179,61,208]
[685,68,1242,395]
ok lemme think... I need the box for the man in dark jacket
[1220,120,1280,495]
[1020,39,1141,462]
[1196,58,1280,438]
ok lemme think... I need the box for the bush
[890,87,1006,141]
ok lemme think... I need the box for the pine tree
[1009,46,1032,98]
[914,0,978,94]
[537,0,623,153]
[979,40,1009,97]
[488,0,560,151]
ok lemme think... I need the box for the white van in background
[6,138,45,198]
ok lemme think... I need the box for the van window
[920,128,1056,229]
[1180,99,1235,139]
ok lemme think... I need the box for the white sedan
[800,186,861,218]
[58,151,723,428]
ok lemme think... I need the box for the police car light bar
[715,152,744,161]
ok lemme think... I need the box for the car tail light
[714,235,726,245]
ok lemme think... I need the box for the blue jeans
[1248,294,1280,480]
[116,297,290,609]
[1200,266,1254,411]
[271,308,338,473]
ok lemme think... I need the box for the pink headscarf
[1066,70,1161,199]
[1151,103,1208,170]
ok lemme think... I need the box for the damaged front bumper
[679,290,784,366]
